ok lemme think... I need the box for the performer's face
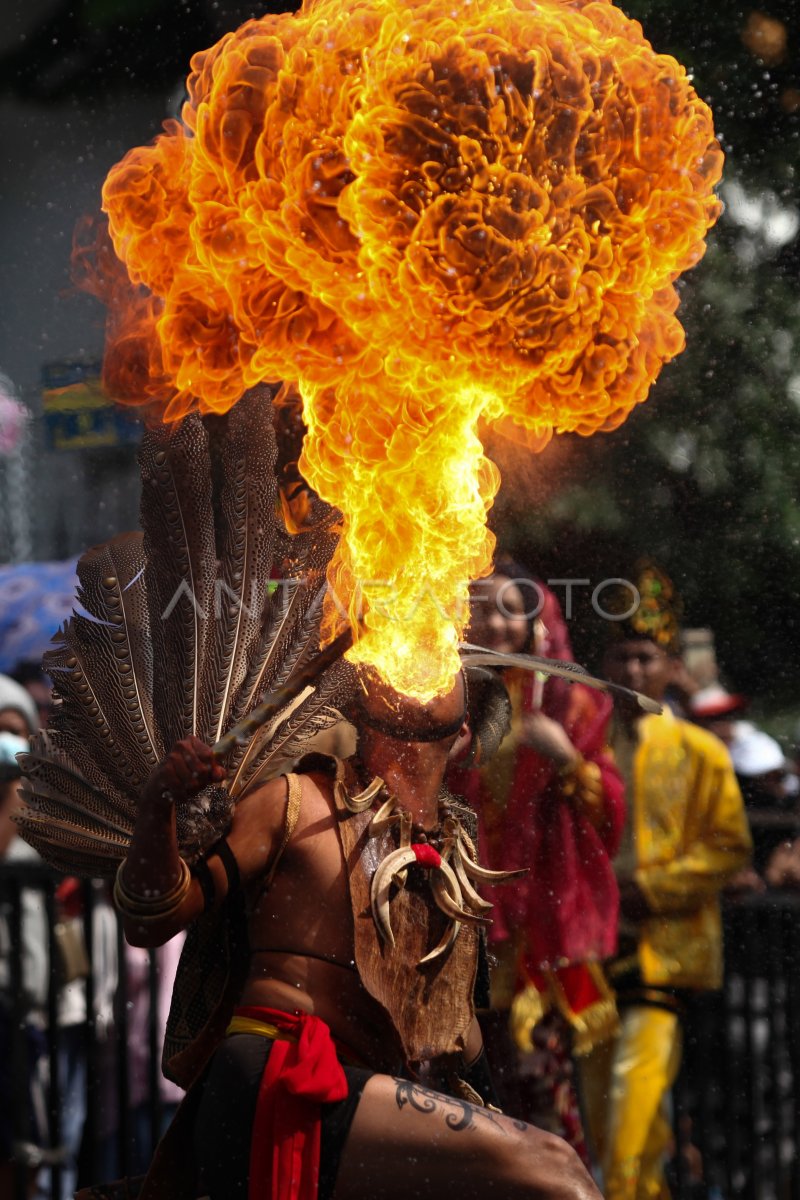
[354,670,466,740]
[354,673,468,825]
[602,638,674,705]
[468,574,530,655]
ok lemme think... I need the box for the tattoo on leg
[394,1081,438,1117]
[393,1080,526,1134]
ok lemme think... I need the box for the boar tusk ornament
[364,781,517,965]
[339,774,386,814]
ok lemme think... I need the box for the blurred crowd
[1,558,798,1199]
[449,558,794,1200]
[0,670,182,1200]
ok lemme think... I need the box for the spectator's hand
[765,838,800,890]
[723,866,766,899]
[519,710,577,769]
[619,878,652,922]
[143,736,226,808]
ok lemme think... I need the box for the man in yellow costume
[580,566,751,1200]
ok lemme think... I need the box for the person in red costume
[451,560,625,1161]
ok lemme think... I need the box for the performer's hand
[519,710,577,769]
[144,736,226,808]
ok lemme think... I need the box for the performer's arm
[519,709,626,854]
[519,709,578,769]
[118,736,285,946]
[118,736,223,945]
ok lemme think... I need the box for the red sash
[237,1005,349,1200]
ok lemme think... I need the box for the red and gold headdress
[604,562,682,653]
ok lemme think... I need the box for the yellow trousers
[580,1005,682,1200]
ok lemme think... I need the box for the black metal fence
[0,863,174,1200]
[2,862,800,1199]
[673,893,800,1200]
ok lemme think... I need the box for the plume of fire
[88,0,722,700]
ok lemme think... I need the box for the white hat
[730,728,787,777]
[0,674,37,734]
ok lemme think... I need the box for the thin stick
[211,627,354,758]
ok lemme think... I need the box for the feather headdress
[15,387,354,876]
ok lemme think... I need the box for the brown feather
[19,737,135,828]
[139,414,217,747]
[29,729,135,815]
[45,533,161,788]
[15,388,354,874]
[200,387,279,745]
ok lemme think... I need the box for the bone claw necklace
[343,777,524,966]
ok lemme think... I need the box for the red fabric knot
[239,1005,348,1200]
[411,843,442,869]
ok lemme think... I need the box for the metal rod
[147,949,162,1159]
[114,915,131,1178]
[7,877,27,1200]
[767,903,785,1193]
[785,904,800,1200]
[742,904,758,1200]
[45,883,63,1200]
[721,935,740,1197]
[83,879,98,1185]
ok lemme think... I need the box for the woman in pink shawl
[451,561,625,1162]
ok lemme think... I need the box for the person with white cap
[0,728,50,1198]
[730,727,792,786]
[0,675,107,1200]
[726,724,800,889]
[0,673,39,739]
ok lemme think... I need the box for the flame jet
[95,0,723,700]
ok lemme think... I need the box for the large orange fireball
[95,0,722,699]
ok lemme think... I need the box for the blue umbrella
[0,559,78,673]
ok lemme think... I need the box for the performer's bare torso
[121,717,601,1197]
[236,768,403,1071]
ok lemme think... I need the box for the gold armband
[113,857,191,921]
